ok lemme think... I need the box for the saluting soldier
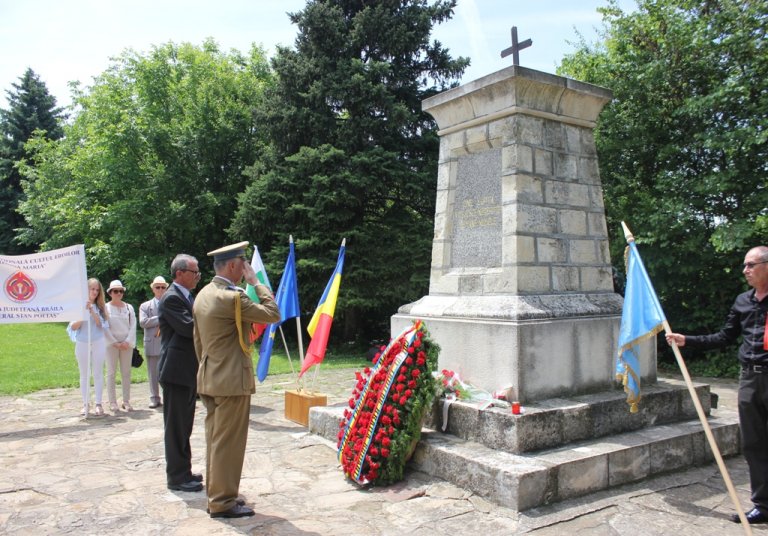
[193,241,280,519]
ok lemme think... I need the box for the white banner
[0,245,89,324]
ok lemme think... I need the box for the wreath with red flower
[337,320,440,485]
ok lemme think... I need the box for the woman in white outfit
[105,279,137,413]
[67,278,109,417]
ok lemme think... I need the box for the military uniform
[193,243,280,515]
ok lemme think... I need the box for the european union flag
[617,240,666,412]
[256,241,300,382]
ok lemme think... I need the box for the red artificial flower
[405,389,412,398]
[397,374,406,383]
[382,437,391,447]
[405,357,414,365]
[348,398,355,408]
[408,380,417,389]
[411,369,421,378]
[399,395,407,405]
[381,448,390,458]
[395,383,404,393]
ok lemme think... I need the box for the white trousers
[74,339,106,406]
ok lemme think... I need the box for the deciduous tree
[18,41,273,294]
[559,0,767,366]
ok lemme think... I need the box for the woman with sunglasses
[105,280,137,413]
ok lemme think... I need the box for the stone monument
[312,63,740,512]
[391,65,654,402]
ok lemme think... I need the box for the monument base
[393,293,654,403]
[309,378,740,511]
[284,390,327,426]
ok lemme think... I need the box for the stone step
[425,378,712,454]
[411,411,740,511]
[309,398,740,511]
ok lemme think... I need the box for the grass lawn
[0,323,368,396]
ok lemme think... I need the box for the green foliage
[16,41,274,302]
[0,323,147,396]
[230,0,468,342]
[559,0,768,354]
[0,69,64,254]
[0,323,368,395]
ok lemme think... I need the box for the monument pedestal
[393,294,656,403]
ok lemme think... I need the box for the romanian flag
[299,241,345,377]
[256,240,300,382]
[616,239,666,413]
[245,246,272,343]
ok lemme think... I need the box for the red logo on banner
[5,271,37,303]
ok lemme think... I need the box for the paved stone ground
[0,369,763,535]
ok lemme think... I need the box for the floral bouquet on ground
[337,320,439,486]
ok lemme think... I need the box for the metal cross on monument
[500,26,532,66]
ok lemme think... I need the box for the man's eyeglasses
[743,261,768,270]
[181,269,201,277]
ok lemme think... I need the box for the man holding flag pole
[667,244,768,526]
[619,222,754,532]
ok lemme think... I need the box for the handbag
[132,347,144,368]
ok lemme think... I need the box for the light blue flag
[256,241,300,382]
[616,240,666,412]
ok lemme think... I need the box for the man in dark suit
[159,253,203,492]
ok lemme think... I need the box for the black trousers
[738,368,768,513]
[161,382,197,485]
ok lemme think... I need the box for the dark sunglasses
[153,285,168,290]
[110,289,125,294]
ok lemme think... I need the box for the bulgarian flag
[245,245,272,343]
[299,239,345,377]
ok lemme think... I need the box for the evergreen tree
[231,0,468,342]
[0,68,64,254]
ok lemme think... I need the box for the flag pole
[277,324,296,376]
[621,222,751,534]
[290,235,308,392]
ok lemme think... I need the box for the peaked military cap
[207,241,249,261]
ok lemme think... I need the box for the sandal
[122,402,133,412]
[94,404,104,417]
[80,405,89,416]
[110,403,119,413]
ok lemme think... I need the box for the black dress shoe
[206,499,246,513]
[730,507,768,524]
[190,473,203,482]
[167,480,203,492]
[210,504,255,518]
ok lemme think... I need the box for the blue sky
[0,0,637,109]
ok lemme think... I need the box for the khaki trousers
[200,394,251,513]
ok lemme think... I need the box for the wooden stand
[284,389,327,426]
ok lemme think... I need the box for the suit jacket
[139,298,162,356]
[194,276,280,396]
[158,283,197,388]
